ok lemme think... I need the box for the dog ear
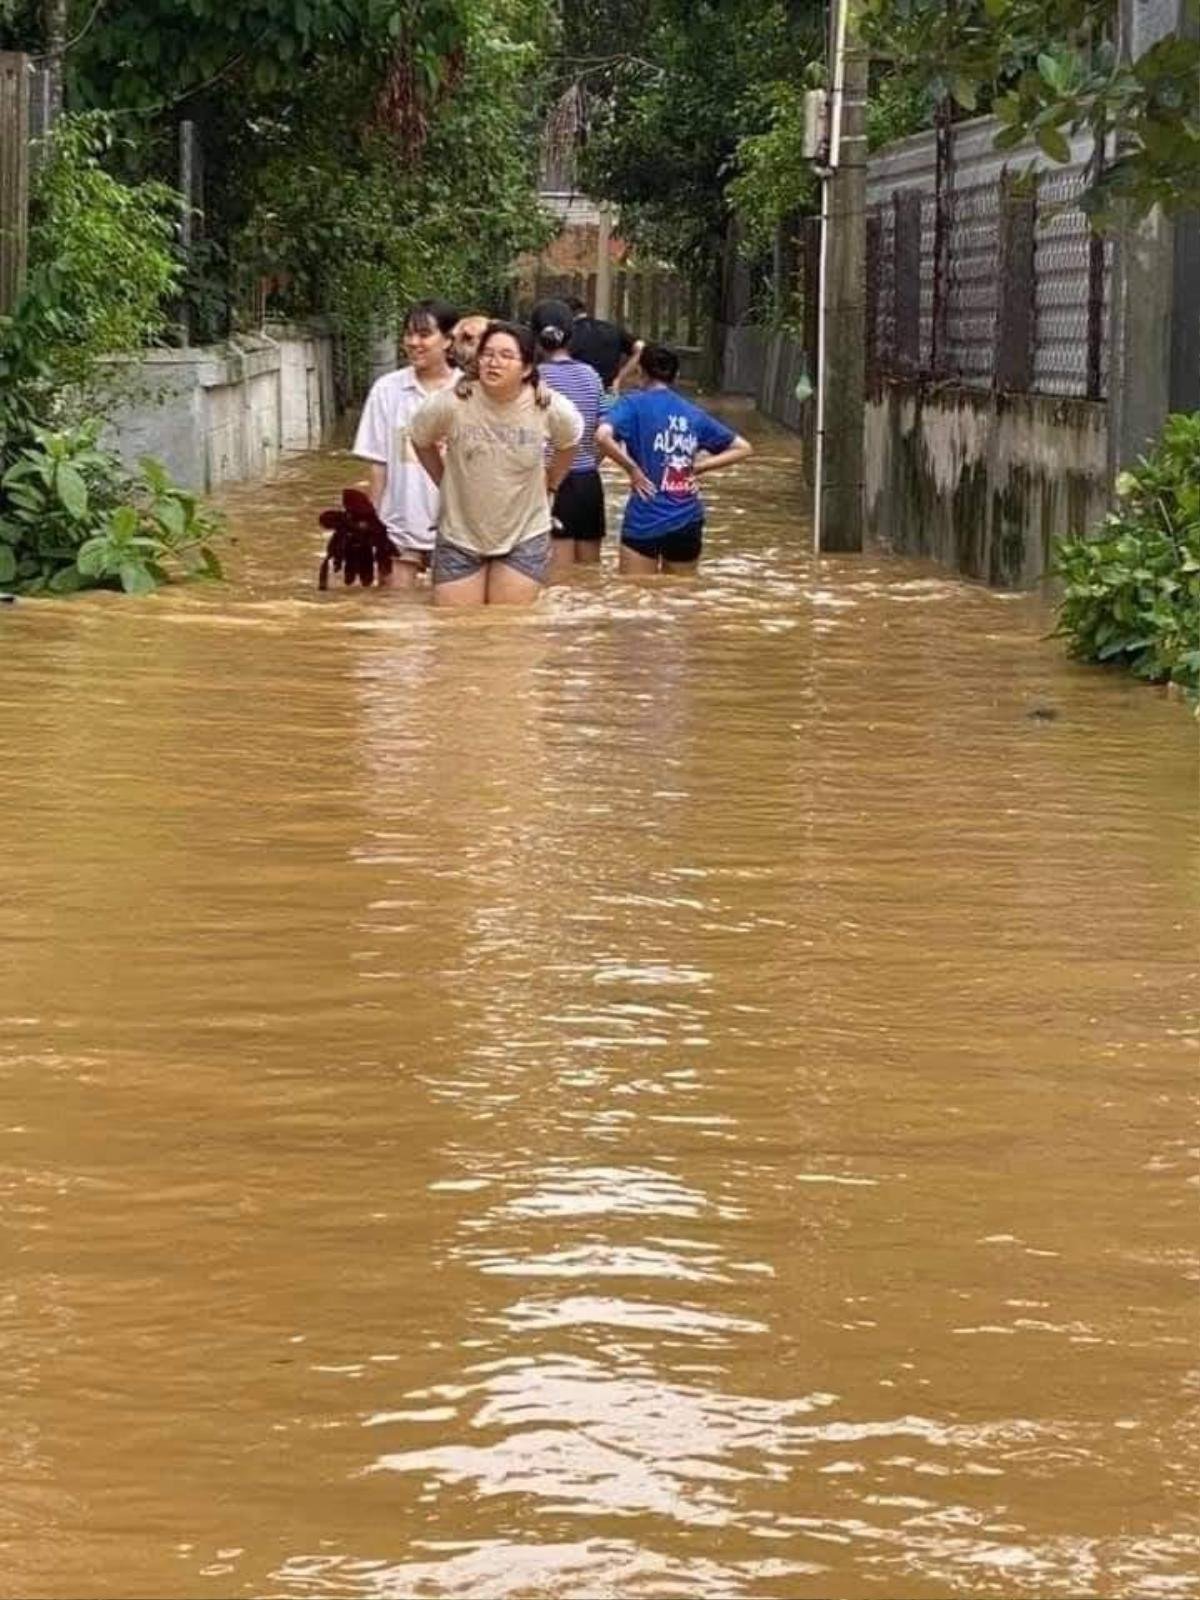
[318,508,344,530]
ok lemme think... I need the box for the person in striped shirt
[530,299,651,579]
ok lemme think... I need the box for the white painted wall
[101,326,337,493]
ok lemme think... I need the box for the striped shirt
[538,357,603,472]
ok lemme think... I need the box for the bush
[26,112,183,407]
[1053,412,1200,699]
[0,422,224,596]
[0,114,225,599]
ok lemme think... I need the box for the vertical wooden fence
[525,264,705,350]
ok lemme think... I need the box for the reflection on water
[1,408,1197,1599]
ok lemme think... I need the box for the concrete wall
[722,324,815,463]
[865,381,1109,587]
[101,324,336,493]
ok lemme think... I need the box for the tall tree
[565,1,824,310]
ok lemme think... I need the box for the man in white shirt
[352,299,459,588]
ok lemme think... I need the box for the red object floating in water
[317,488,395,589]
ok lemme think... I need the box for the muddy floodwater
[1,408,1197,1600]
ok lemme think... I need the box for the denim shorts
[432,532,552,587]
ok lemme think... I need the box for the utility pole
[813,0,868,553]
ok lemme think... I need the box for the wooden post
[893,190,922,374]
[629,270,644,337]
[995,169,1036,393]
[594,202,613,319]
[178,120,199,345]
[0,52,31,316]
[664,276,679,343]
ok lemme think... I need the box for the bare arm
[412,441,445,488]
[366,461,387,506]
[693,434,753,477]
[595,423,654,499]
[611,338,645,395]
[546,444,578,496]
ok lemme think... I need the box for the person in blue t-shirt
[596,344,752,575]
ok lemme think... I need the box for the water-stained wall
[865,382,1110,588]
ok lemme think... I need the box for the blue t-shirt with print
[606,387,736,540]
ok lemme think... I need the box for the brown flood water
[1,404,1197,1600]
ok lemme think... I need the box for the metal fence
[865,116,1108,399]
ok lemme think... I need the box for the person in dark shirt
[566,296,644,392]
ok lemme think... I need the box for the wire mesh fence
[866,159,1108,400]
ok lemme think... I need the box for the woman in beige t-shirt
[410,321,582,607]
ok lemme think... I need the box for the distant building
[516,86,623,302]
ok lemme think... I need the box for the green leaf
[0,546,15,583]
[75,541,110,577]
[1036,124,1072,164]
[154,497,186,541]
[951,77,977,113]
[994,123,1027,151]
[48,565,85,593]
[118,560,157,595]
[108,504,140,543]
[1038,52,1064,91]
[137,456,170,494]
[55,462,89,520]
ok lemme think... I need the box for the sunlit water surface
[1,407,1197,1599]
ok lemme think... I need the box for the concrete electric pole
[813,0,868,553]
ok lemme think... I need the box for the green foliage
[0,0,37,47]
[867,72,936,150]
[860,0,1200,218]
[69,0,467,112]
[728,83,818,260]
[859,0,1013,111]
[994,29,1200,218]
[0,113,223,602]
[0,424,224,597]
[1053,413,1200,698]
[26,113,183,400]
[0,115,181,447]
[576,1,824,282]
[236,0,554,365]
